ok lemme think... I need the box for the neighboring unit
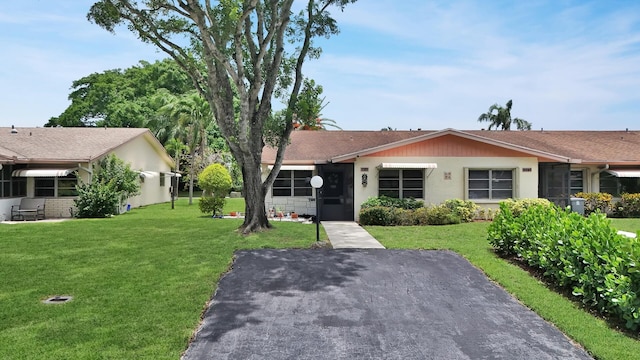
[261,128,640,221]
[0,127,175,220]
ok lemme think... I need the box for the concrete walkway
[322,221,385,249]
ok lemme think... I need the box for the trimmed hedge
[574,192,613,215]
[615,193,640,218]
[360,195,424,210]
[358,197,474,226]
[488,200,640,330]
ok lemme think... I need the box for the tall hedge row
[488,201,640,330]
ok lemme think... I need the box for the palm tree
[477,100,532,131]
[292,79,342,130]
[159,91,214,204]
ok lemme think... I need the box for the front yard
[2,199,640,359]
[366,219,640,360]
[0,199,321,359]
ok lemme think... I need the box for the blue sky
[2,1,640,131]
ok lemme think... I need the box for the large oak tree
[88,0,354,233]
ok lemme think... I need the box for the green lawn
[366,220,640,360]
[0,199,322,359]
[4,200,640,359]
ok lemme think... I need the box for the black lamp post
[310,175,324,242]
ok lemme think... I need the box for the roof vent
[10,125,17,134]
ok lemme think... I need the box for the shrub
[198,163,232,216]
[358,206,395,226]
[614,193,640,218]
[360,196,423,210]
[74,181,120,218]
[442,199,478,223]
[74,154,141,218]
[424,205,460,225]
[391,208,416,226]
[499,198,552,217]
[574,192,613,215]
[488,201,640,331]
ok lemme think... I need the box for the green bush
[488,201,640,331]
[198,196,225,217]
[358,206,395,226]
[574,192,613,215]
[424,205,460,225]
[499,198,552,217]
[74,154,141,218]
[442,199,478,223]
[198,163,232,216]
[360,196,423,210]
[74,181,120,218]
[614,193,640,218]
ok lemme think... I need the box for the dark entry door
[319,164,354,221]
[539,163,570,208]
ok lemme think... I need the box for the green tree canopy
[46,58,193,128]
[477,99,532,131]
[88,0,356,233]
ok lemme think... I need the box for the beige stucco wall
[260,159,612,222]
[353,156,540,216]
[110,135,174,208]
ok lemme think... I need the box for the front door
[539,163,570,207]
[319,164,354,221]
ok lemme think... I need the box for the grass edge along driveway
[366,220,640,360]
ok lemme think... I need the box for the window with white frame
[378,169,424,199]
[467,169,513,200]
[272,170,312,196]
[34,174,78,197]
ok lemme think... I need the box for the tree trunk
[239,156,270,234]
[188,149,195,205]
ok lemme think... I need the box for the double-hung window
[467,169,513,200]
[378,169,424,199]
[273,170,312,197]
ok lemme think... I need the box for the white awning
[378,163,438,169]
[166,172,182,178]
[138,171,159,179]
[267,165,316,171]
[606,170,640,178]
[12,168,76,177]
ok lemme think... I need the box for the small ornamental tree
[75,154,141,218]
[198,163,232,216]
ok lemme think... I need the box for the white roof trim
[378,163,438,169]
[606,170,640,178]
[268,165,315,171]
[12,168,76,177]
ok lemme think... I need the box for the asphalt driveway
[182,249,592,360]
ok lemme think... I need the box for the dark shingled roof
[262,129,640,164]
[0,127,157,163]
